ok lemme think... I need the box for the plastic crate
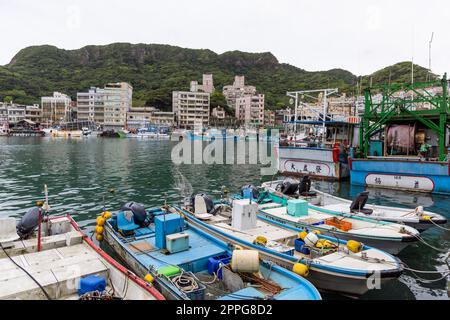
[294,239,310,255]
[325,217,352,231]
[207,254,232,279]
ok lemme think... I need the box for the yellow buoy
[292,263,309,277]
[299,231,308,240]
[96,216,106,226]
[95,225,104,235]
[347,240,362,253]
[96,234,103,242]
[255,236,267,246]
[144,274,154,284]
[312,230,321,235]
[422,215,431,221]
[102,211,112,219]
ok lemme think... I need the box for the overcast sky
[1,0,449,76]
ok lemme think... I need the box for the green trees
[0,44,435,109]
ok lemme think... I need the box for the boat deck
[0,229,113,299]
[120,225,227,272]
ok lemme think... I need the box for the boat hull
[279,147,349,180]
[350,157,450,195]
[175,208,401,296]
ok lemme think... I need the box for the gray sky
[1,0,449,76]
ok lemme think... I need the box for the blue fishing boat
[101,204,321,300]
[170,194,404,296]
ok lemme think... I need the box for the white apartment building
[127,107,175,128]
[223,75,257,108]
[76,82,132,129]
[235,94,265,125]
[77,87,105,123]
[41,92,72,125]
[0,103,42,124]
[173,75,211,129]
[190,74,215,94]
[103,82,133,129]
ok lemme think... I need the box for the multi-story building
[211,106,226,119]
[222,75,265,125]
[76,87,105,124]
[25,104,42,123]
[223,75,257,108]
[152,111,175,126]
[173,77,210,129]
[264,110,276,126]
[235,94,265,125]
[76,82,132,130]
[0,104,8,123]
[41,92,72,125]
[127,107,175,128]
[103,82,133,130]
[190,74,215,94]
[7,105,26,124]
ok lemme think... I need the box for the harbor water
[0,136,448,300]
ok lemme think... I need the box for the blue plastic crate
[294,239,310,255]
[207,253,232,279]
[78,275,106,295]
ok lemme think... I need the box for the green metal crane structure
[359,74,450,161]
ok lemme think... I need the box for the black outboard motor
[280,178,299,196]
[240,185,259,200]
[192,193,215,213]
[120,202,147,226]
[349,191,373,214]
[298,175,317,196]
[16,207,41,239]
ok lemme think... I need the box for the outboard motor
[192,193,215,214]
[298,176,317,197]
[120,202,147,226]
[16,207,41,239]
[240,185,259,200]
[280,178,299,196]
[349,191,373,215]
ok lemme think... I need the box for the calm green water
[0,137,448,300]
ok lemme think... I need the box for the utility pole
[428,32,434,81]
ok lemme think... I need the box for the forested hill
[0,43,434,109]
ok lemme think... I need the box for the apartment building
[173,76,211,129]
[103,82,133,130]
[25,105,42,123]
[235,94,265,125]
[76,87,105,123]
[76,82,132,129]
[190,74,215,94]
[222,75,257,108]
[264,110,276,126]
[41,92,72,125]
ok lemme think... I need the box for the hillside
[0,43,435,109]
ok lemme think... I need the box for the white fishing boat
[243,184,420,254]
[0,214,164,300]
[0,123,9,136]
[51,129,83,138]
[169,195,404,296]
[262,179,447,231]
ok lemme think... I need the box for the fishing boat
[279,89,359,180]
[101,203,321,300]
[0,122,9,136]
[262,178,447,231]
[0,210,164,300]
[351,76,450,195]
[169,195,404,296]
[238,185,420,254]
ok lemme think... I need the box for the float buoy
[292,263,309,277]
[346,240,362,253]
